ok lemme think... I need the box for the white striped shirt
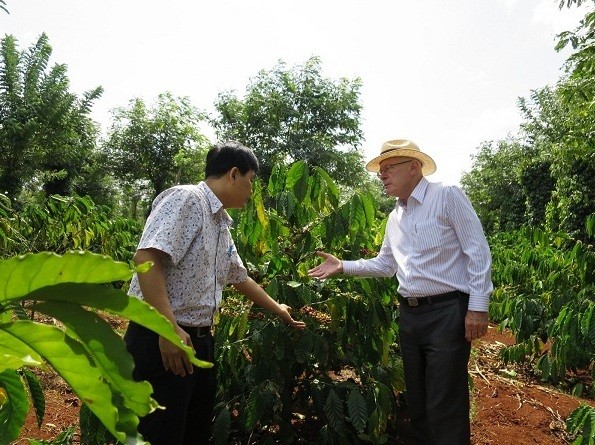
[342,177,493,312]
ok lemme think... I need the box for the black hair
[204,141,259,178]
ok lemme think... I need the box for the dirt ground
[14,324,593,444]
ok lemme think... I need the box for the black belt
[398,290,467,307]
[180,325,211,338]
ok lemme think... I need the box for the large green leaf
[347,388,367,433]
[308,170,323,212]
[286,161,309,203]
[324,388,344,433]
[0,329,43,372]
[21,368,44,428]
[313,166,339,208]
[0,251,135,302]
[31,300,155,416]
[567,404,595,444]
[27,282,213,369]
[580,302,595,344]
[0,369,28,444]
[213,406,231,445]
[360,191,376,227]
[244,386,264,430]
[2,321,146,444]
[252,182,269,234]
[349,195,367,235]
[267,163,287,197]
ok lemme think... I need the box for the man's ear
[230,167,238,181]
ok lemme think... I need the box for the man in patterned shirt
[125,141,305,445]
[308,139,492,445]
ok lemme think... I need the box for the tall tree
[516,84,594,238]
[103,92,209,216]
[519,6,595,239]
[463,4,595,239]
[213,57,367,187]
[0,33,103,201]
[461,139,529,235]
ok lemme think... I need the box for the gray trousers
[399,294,471,445]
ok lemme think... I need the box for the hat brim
[366,149,437,176]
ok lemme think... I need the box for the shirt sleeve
[446,186,493,312]
[137,188,203,265]
[342,233,398,277]
[225,240,249,284]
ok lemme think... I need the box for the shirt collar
[199,182,234,226]
[397,177,429,207]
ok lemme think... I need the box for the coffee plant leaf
[0,369,28,444]
[0,251,133,303]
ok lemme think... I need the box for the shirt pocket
[414,217,447,252]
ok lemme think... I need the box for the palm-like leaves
[0,33,104,199]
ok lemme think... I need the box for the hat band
[382,147,402,155]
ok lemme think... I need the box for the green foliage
[488,220,595,441]
[21,368,44,428]
[461,139,530,235]
[546,157,595,241]
[587,214,595,238]
[0,194,141,261]
[213,57,368,188]
[79,403,117,445]
[520,4,595,240]
[559,0,589,8]
[103,92,210,217]
[0,370,28,441]
[464,3,595,239]
[27,427,75,445]
[556,5,595,84]
[567,404,595,444]
[519,160,555,226]
[489,226,595,381]
[0,251,212,444]
[216,162,401,443]
[0,34,105,201]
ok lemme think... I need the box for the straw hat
[365,139,436,176]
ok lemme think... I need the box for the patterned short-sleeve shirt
[128,182,248,326]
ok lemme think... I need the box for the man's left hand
[465,310,489,342]
[278,303,306,330]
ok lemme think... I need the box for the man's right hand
[308,251,343,279]
[159,326,194,376]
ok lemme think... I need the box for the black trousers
[124,322,216,445]
[398,294,471,445]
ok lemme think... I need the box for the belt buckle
[407,297,419,307]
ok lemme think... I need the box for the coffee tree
[488,216,595,443]
[214,161,403,444]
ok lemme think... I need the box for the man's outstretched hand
[308,251,343,279]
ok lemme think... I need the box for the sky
[1,0,591,184]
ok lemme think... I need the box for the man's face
[232,170,257,208]
[377,157,413,197]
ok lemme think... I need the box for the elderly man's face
[378,157,418,198]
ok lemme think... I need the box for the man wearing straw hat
[309,139,492,444]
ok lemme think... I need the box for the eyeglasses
[376,160,412,178]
